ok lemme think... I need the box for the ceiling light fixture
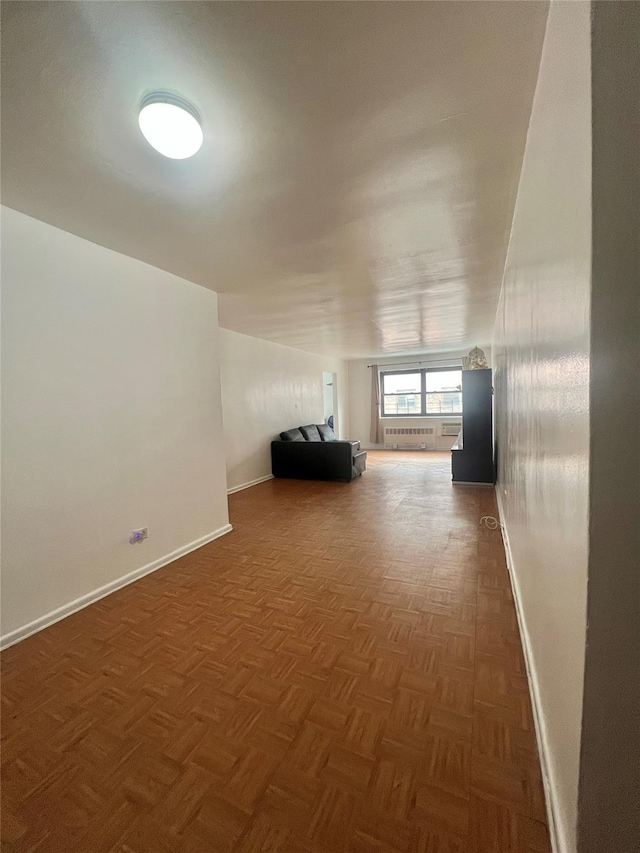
[138,93,203,159]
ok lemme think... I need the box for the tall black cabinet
[451,369,494,484]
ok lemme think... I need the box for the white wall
[220,329,349,492]
[1,207,230,646]
[348,350,489,450]
[492,4,591,852]
[322,372,334,423]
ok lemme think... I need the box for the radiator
[384,427,435,450]
[441,422,462,437]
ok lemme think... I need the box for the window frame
[380,366,463,418]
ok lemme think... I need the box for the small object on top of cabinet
[462,345,489,370]
[451,368,494,484]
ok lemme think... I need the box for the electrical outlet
[129,528,148,544]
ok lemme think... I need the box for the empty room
[1,2,637,853]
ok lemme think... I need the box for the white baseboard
[363,445,452,452]
[0,523,233,651]
[227,474,273,495]
[495,489,563,853]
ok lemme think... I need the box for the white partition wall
[1,207,230,647]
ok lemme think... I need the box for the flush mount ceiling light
[138,93,203,159]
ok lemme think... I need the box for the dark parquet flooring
[1,451,550,852]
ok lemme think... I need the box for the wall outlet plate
[129,528,148,544]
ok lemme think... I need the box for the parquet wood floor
[1,451,550,853]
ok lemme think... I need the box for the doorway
[322,371,339,437]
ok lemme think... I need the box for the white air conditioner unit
[441,422,462,437]
[384,427,435,450]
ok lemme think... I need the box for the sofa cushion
[280,427,305,442]
[299,424,322,441]
[317,423,336,441]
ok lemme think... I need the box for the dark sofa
[271,423,367,482]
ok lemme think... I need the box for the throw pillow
[299,424,322,441]
[317,423,336,441]
[280,427,305,441]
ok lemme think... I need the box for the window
[380,367,462,417]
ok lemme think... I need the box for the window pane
[425,370,462,393]
[382,372,421,394]
[426,391,462,414]
[383,394,421,415]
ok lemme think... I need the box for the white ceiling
[1,1,548,359]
